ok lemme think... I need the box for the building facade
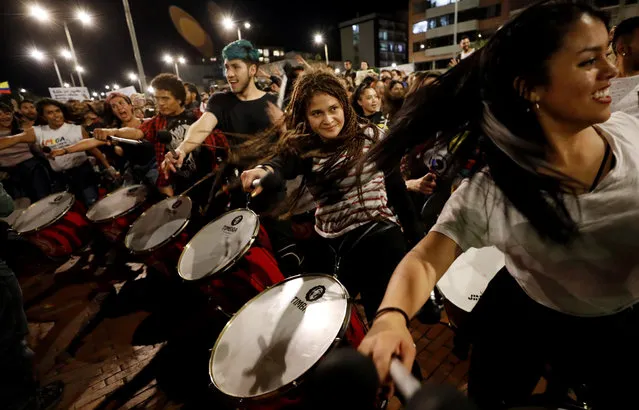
[410,0,639,70]
[339,13,409,68]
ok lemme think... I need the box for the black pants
[328,221,406,322]
[467,268,639,410]
[0,268,38,410]
[1,158,52,202]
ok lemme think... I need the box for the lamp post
[30,48,64,87]
[163,55,186,78]
[314,34,329,66]
[122,0,148,92]
[28,4,91,88]
[222,17,250,40]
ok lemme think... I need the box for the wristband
[374,307,410,328]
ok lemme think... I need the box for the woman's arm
[93,127,144,141]
[51,138,107,156]
[358,231,461,380]
[0,128,36,151]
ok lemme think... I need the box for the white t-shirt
[34,123,88,172]
[431,112,639,317]
[610,74,639,118]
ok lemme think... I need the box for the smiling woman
[358,0,639,408]
[239,69,424,324]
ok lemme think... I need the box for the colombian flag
[0,82,10,94]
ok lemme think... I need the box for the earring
[622,52,627,56]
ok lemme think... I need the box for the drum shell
[20,200,90,258]
[86,185,152,243]
[92,202,151,243]
[197,225,282,316]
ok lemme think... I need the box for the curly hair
[235,68,380,213]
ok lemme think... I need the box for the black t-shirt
[206,91,277,145]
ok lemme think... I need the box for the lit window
[258,48,263,54]
[274,50,280,56]
[412,21,428,34]
[352,24,359,33]
[263,49,270,57]
[259,56,264,62]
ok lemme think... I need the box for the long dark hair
[236,68,379,212]
[366,0,609,244]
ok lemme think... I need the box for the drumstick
[180,140,229,151]
[180,172,216,197]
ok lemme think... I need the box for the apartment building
[339,13,409,68]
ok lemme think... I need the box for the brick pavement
[19,250,473,409]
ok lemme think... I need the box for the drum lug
[215,305,233,319]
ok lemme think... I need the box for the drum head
[13,192,75,234]
[125,196,191,253]
[86,185,148,223]
[436,246,504,313]
[210,274,351,400]
[178,209,259,281]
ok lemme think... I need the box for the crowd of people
[1,1,639,409]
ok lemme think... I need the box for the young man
[0,99,112,206]
[162,40,301,275]
[450,36,476,67]
[612,17,639,77]
[93,73,226,200]
[165,40,277,160]
[610,17,639,118]
[18,100,38,128]
[183,82,201,112]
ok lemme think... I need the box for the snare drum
[436,246,504,330]
[178,208,284,315]
[12,192,90,258]
[85,184,149,242]
[124,195,192,275]
[209,274,367,410]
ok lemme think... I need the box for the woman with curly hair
[239,69,423,321]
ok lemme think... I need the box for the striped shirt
[266,127,400,239]
[309,139,398,238]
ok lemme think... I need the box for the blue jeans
[0,265,38,410]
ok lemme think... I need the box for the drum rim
[124,195,192,254]
[177,208,260,281]
[208,273,354,401]
[86,184,148,223]
[13,192,76,234]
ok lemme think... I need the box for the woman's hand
[357,312,417,396]
[49,148,67,158]
[93,128,117,141]
[406,173,437,195]
[240,167,268,197]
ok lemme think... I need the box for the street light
[29,48,64,87]
[163,54,186,78]
[113,84,120,90]
[314,33,329,66]
[20,88,27,93]
[222,16,250,40]
[28,4,50,22]
[27,3,91,87]
[128,72,142,90]
[63,82,70,88]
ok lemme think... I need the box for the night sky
[2,0,401,96]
